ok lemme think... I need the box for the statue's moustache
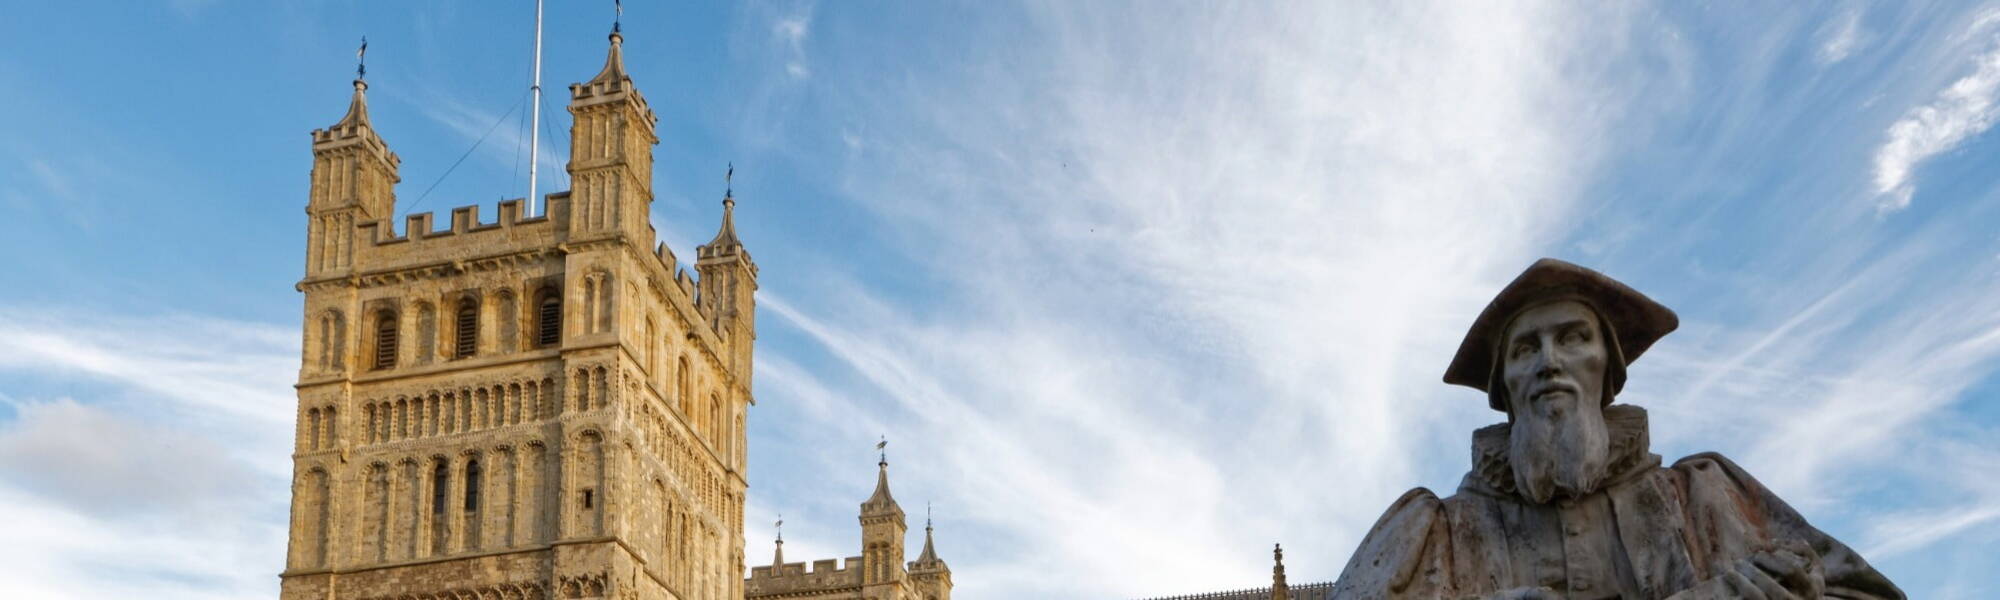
[1525,381,1581,405]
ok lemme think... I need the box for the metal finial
[613,0,622,33]
[725,162,735,200]
[875,435,887,465]
[775,514,783,541]
[356,36,368,80]
[927,502,933,529]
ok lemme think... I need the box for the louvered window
[454,301,478,359]
[536,293,562,347]
[374,313,398,370]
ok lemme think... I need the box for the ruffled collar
[1459,404,1661,500]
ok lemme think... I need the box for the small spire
[861,447,902,516]
[1271,543,1290,600]
[917,505,941,563]
[702,163,744,254]
[585,26,631,88]
[771,513,785,567]
[329,77,373,132]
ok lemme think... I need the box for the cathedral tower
[282,28,754,600]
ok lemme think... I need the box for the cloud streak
[748,2,1654,595]
[0,308,297,600]
[1872,34,2000,211]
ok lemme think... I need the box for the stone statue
[1329,259,1903,600]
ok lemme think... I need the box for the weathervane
[613,0,623,34]
[775,513,783,542]
[876,435,887,465]
[725,162,735,200]
[356,36,368,80]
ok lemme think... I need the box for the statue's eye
[1562,330,1586,345]
[1511,342,1535,359]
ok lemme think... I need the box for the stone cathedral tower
[282,30,758,600]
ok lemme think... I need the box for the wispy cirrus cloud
[1818,7,1868,65]
[748,2,1654,595]
[772,6,813,80]
[0,308,297,600]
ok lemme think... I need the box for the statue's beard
[1509,399,1610,503]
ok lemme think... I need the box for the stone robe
[1330,406,1902,599]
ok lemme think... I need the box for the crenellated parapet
[745,556,867,596]
[346,198,566,277]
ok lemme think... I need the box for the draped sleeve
[1670,452,1904,600]
[1330,487,1455,599]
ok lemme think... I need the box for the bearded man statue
[1329,259,1903,600]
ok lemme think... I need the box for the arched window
[454,298,479,359]
[430,460,450,555]
[318,311,346,371]
[676,356,691,415]
[709,395,721,440]
[464,459,482,511]
[535,289,562,347]
[431,462,449,515]
[373,310,399,370]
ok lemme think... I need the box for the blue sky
[2,1,1999,598]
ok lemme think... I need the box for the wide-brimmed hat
[1444,258,1678,412]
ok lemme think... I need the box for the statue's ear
[1486,356,1512,420]
[1595,308,1628,404]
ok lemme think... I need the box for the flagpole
[527,0,546,217]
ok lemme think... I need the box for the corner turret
[306,78,400,276]
[697,183,759,388]
[858,458,907,599]
[565,31,658,241]
[908,510,953,599]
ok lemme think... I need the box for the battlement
[339,193,701,291]
[744,556,865,595]
[1132,582,1334,600]
[340,195,572,278]
[359,196,554,244]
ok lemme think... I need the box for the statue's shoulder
[1667,451,1766,490]
[1333,488,1450,598]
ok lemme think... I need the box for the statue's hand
[1662,541,1826,600]
[1717,542,1827,599]
[1466,587,1560,600]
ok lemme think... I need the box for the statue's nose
[1535,347,1563,378]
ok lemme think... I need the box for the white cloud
[1871,37,2000,212]
[774,8,812,80]
[0,308,297,600]
[0,398,260,517]
[1818,8,1866,65]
